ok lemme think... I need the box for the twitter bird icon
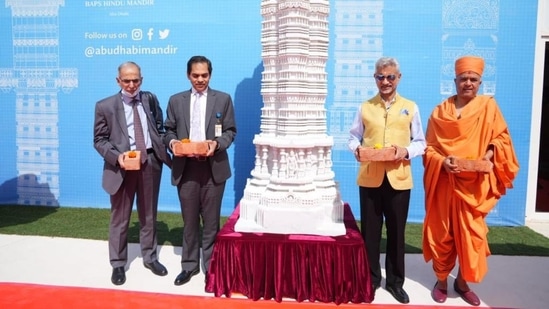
[159,29,170,39]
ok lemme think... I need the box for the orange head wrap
[455,56,484,76]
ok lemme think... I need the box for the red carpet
[0,282,500,309]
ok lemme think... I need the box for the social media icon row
[131,28,170,41]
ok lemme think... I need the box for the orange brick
[358,147,396,162]
[123,151,141,170]
[454,158,492,173]
[173,141,209,157]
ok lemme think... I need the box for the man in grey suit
[163,55,236,286]
[93,61,172,285]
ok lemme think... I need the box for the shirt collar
[192,88,208,96]
[121,91,141,104]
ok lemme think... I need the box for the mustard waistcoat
[357,94,415,190]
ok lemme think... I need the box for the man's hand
[392,144,408,161]
[118,153,126,169]
[169,139,179,152]
[206,140,218,156]
[169,139,187,157]
[481,157,494,171]
[354,146,361,162]
[443,155,459,173]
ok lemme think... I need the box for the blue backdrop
[0,0,537,226]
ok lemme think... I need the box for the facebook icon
[147,28,154,40]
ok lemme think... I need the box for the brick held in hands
[453,158,492,173]
[358,147,396,162]
[173,141,209,156]
[124,151,141,170]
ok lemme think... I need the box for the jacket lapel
[183,91,192,131]
[141,92,156,132]
[205,90,215,129]
[115,96,130,140]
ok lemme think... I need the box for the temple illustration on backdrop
[0,0,77,206]
[235,0,345,236]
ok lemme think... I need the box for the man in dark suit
[163,55,236,286]
[93,61,172,285]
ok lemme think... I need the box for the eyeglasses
[374,74,397,82]
[119,78,142,84]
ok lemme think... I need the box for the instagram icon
[131,29,143,41]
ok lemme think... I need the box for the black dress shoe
[111,267,126,285]
[144,260,168,276]
[174,268,199,286]
[386,285,410,304]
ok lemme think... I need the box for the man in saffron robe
[422,56,519,306]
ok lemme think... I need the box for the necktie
[190,92,204,141]
[132,99,148,163]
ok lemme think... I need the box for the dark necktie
[131,99,147,163]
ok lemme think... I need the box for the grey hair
[118,61,141,75]
[375,57,400,73]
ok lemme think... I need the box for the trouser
[359,175,410,288]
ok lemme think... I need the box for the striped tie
[131,99,147,163]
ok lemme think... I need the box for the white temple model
[235,0,345,236]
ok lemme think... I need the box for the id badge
[215,112,222,137]
[215,123,222,137]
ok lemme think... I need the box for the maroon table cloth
[205,204,373,304]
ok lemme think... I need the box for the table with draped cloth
[205,204,373,304]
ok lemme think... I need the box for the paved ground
[1,234,548,308]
